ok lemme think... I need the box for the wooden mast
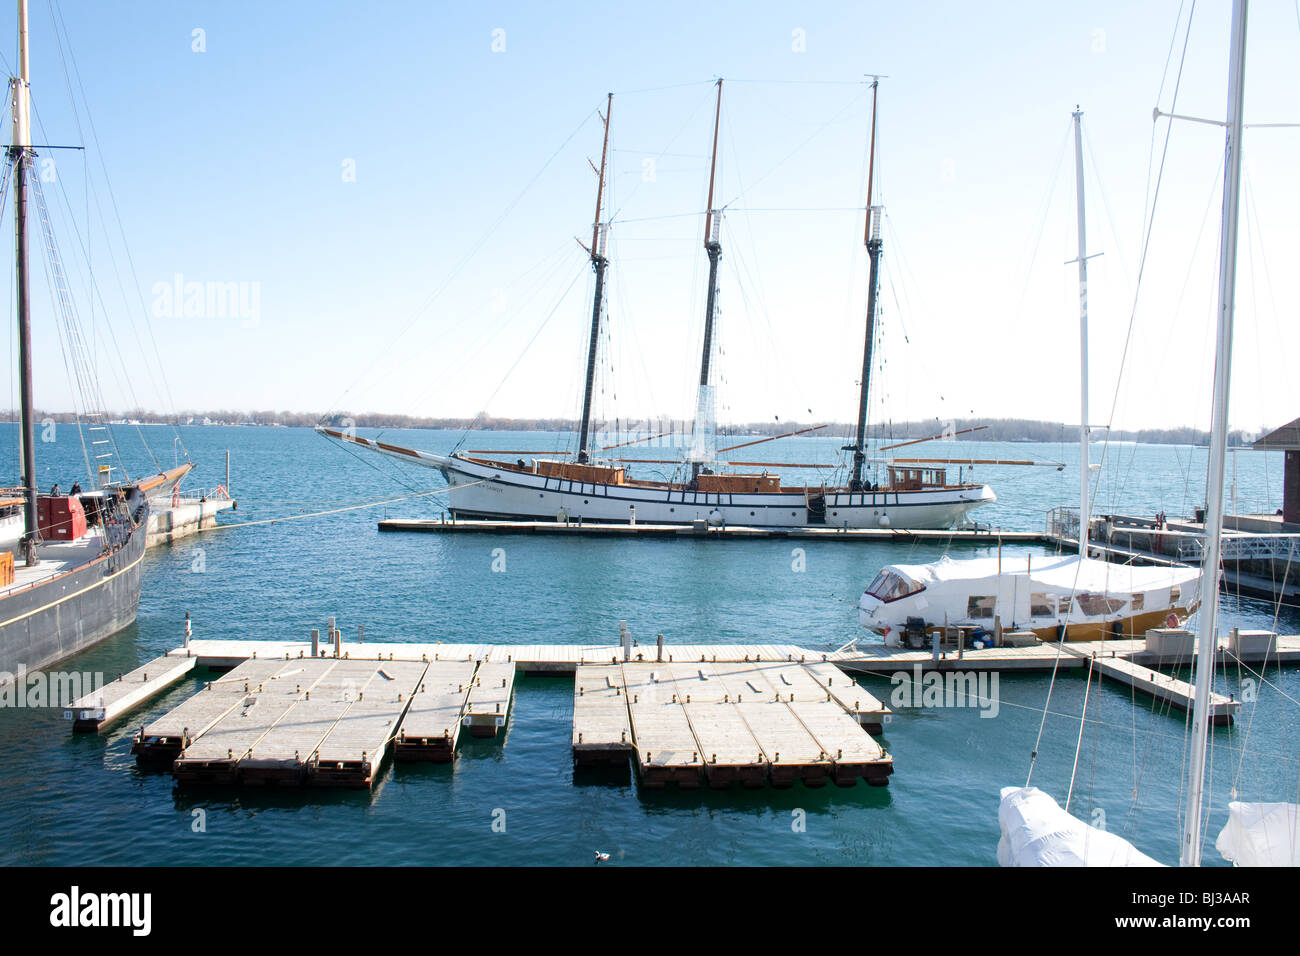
[849,78,882,490]
[576,93,613,464]
[12,0,37,565]
[691,78,724,481]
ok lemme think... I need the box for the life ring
[171,487,180,508]
[216,484,229,500]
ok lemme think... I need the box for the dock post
[994,614,1003,649]
[657,633,664,663]
[335,621,344,657]
[184,612,191,650]
[311,629,320,657]
[620,621,631,661]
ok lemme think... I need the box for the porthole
[750,511,755,516]
[584,499,589,504]
[539,493,544,498]
[833,511,838,516]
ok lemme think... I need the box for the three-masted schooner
[322,80,995,529]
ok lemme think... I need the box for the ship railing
[148,486,232,506]
[1045,506,1080,541]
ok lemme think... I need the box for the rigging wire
[321,106,602,423]
[44,1,189,462]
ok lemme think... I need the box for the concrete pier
[146,491,236,548]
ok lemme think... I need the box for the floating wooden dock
[378,516,1040,543]
[86,629,1300,791]
[66,653,197,732]
[463,661,515,738]
[172,658,341,784]
[308,661,426,788]
[571,665,631,768]
[582,660,893,789]
[395,660,477,762]
[1060,646,1240,725]
[131,659,291,762]
[802,660,893,734]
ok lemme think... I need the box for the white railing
[1046,506,1080,540]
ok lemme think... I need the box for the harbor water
[0,425,1296,865]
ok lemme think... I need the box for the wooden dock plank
[801,661,893,733]
[66,654,197,732]
[238,660,390,784]
[622,662,703,788]
[1064,649,1240,725]
[462,662,516,738]
[311,661,428,787]
[571,665,632,768]
[668,662,766,788]
[131,658,293,762]
[395,660,477,762]
[761,663,893,786]
[173,659,341,783]
[709,663,827,787]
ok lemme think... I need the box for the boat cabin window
[866,570,924,603]
[966,595,995,618]
[1076,593,1128,617]
[1169,586,1181,603]
[1029,593,1054,617]
[1131,593,1145,611]
[887,467,947,490]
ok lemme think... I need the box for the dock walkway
[395,660,478,762]
[67,654,197,732]
[379,516,1039,544]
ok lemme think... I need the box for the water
[0,424,1295,865]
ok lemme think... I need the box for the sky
[1,0,1297,435]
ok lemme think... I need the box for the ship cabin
[886,465,948,491]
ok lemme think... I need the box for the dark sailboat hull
[0,502,148,677]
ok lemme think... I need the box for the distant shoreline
[0,412,1265,447]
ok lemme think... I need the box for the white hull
[343,439,995,530]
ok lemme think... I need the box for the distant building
[1253,418,1300,523]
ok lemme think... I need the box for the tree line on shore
[0,410,1269,446]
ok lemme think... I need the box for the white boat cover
[997,786,1165,867]
[896,554,1194,594]
[1215,801,1300,866]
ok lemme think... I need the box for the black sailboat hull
[0,503,148,678]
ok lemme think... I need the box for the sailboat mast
[11,0,37,566]
[1181,0,1248,868]
[850,79,882,490]
[576,93,613,464]
[691,78,724,481]
[1072,108,1090,555]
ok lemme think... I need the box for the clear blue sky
[3,0,1298,434]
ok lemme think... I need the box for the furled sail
[1215,801,1300,867]
[997,786,1164,867]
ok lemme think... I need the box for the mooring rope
[193,479,490,533]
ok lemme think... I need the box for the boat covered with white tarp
[997,786,1164,866]
[859,554,1202,643]
[1216,801,1300,867]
